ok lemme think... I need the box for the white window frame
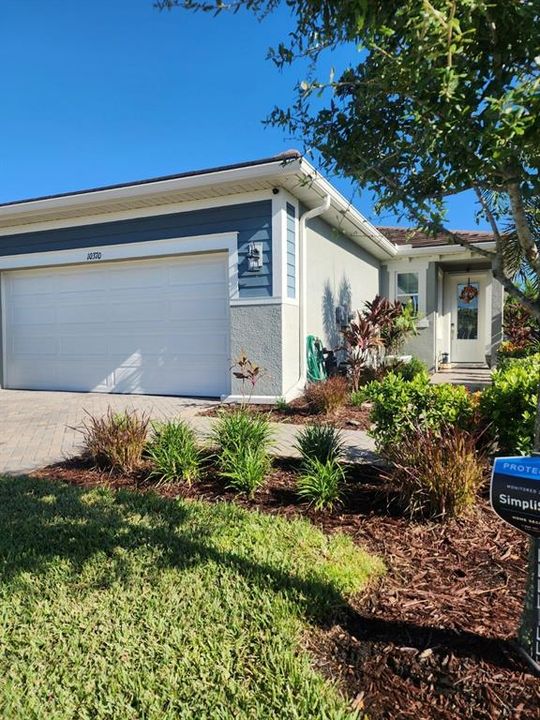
[395,271,420,312]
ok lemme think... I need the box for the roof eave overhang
[0,156,397,260]
[290,159,397,260]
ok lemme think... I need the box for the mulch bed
[199,398,372,430]
[31,458,540,719]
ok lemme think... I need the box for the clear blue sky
[0,0,487,229]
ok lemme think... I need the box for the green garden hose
[306,335,327,383]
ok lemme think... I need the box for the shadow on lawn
[0,474,348,626]
[0,475,519,673]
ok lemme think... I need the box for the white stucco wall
[304,216,381,350]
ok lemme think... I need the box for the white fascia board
[395,241,496,258]
[0,159,302,221]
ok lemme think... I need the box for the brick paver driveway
[0,389,215,475]
[0,389,377,475]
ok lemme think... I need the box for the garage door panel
[13,336,59,356]
[106,332,229,359]
[11,305,56,325]
[57,303,111,324]
[108,300,167,323]
[108,265,166,290]
[4,253,230,397]
[7,359,112,393]
[60,335,111,356]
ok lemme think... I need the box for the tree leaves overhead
[163,0,540,317]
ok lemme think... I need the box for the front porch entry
[438,268,492,367]
[445,272,486,363]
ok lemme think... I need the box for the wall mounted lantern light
[247,242,263,272]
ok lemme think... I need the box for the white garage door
[3,252,230,397]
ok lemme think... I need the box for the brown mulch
[31,459,540,719]
[199,398,372,430]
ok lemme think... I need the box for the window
[396,272,419,311]
[286,203,296,298]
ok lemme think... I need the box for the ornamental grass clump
[304,376,349,415]
[220,444,271,496]
[147,420,201,485]
[213,408,273,496]
[212,408,272,455]
[294,424,344,465]
[80,408,150,474]
[382,425,485,521]
[297,458,345,511]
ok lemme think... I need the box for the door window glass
[456,282,479,339]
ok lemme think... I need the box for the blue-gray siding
[286,202,296,298]
[0,200,273,298]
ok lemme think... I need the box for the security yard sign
[491,456,540,673]
[491,456,540,537]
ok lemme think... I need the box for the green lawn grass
[0,475,382,719]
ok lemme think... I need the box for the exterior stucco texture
[304,215,380,351]
[229,304,283,396]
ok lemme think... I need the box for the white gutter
[284,194,331,399]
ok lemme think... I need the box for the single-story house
[0,151,502,401]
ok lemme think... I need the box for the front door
[449,274,486,364]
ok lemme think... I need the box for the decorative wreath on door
[459,281,478,304]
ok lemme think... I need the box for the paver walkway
[430,366,492,391]
[0,389,377,475]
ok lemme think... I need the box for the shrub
[297,458,345,511]
[220,444,271,496]
[349,389,366,407]
[501,293,539,350]
[382,426,485,520]
[294,424,344,465]
[147,420,201,485]
[364,373,474,451]
[80,408,149,474]
[304,376,349,414]
[480,353,540,455]
[497,340,540,367]
[213,408,272,455]
[392,356,428,382]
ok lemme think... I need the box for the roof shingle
[377,226,494,248]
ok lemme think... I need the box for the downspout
[285,194,331,397]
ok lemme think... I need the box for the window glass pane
[397,273,418,295]
[457,282,479,340]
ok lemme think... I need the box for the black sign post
[490,456,540,675]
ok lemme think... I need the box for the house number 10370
[86,251,102,261]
